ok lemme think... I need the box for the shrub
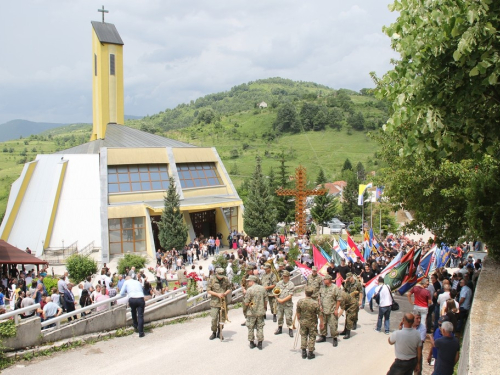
[43,276,59,292]
[117,254,147,275]
[66,254,98,283]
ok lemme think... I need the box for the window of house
[176,163,223,189]
[110,54,115,75]
[108,164,169,193]
[109,217,146,254]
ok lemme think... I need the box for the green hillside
[0,119,69,142]
[0,78,388,216]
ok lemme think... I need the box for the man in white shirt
[159,264,168,289]
[120,277,146,337]
[374,277,393,334]
[387,313,422,375]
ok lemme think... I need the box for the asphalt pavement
[5,294,412,375]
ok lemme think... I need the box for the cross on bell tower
[98,5,109,23]
[276,165,327,236]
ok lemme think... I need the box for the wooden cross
[276,165,327,236]
[98,5,109,23]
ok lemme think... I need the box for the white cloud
[0,0,398,124]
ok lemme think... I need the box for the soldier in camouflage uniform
[241,263,261,326]
[316,274,342,347]
[260,263,278,322]
[296,286,323,359]
[244,275,268,350]
[338,289,357,340]
[343,272,363,330]
[277,261,286,279]
[207,268,232,340]
[274,270,295,337]
[306,266,323,301]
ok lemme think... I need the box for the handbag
[388,285,399,311]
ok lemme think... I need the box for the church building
[0,17,243,263]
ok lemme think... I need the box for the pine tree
[275,152,295,224]
[342,158,353,172]
[244,157,278,238]
[356,162,366,182]
[341,171,361,222]
[311,169,339,234]
[158,177,188,250]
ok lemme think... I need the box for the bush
[117,254,147,275]
[43,276,59,292]
[66,254,98,283]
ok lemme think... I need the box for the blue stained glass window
[108,164,169,193]
[176,163,223,189]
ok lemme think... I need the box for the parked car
[327,218,346,229]
[329,224,344,234]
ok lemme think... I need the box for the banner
[358,183,373,205]
[294,261,312,280]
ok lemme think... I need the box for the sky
[0,0,399,125]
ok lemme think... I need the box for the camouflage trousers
[210,307,227,332]
[319,312,339,338]
[277,303,293,327]
[246,315,265,341]
[353,303,360,325]
[300,323,317,352]
[267,296,277,315]
[343,303,357,330]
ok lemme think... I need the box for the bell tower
[91,8,124,140]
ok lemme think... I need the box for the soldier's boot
[301,349,307,359]
[339,329,347,336]
[274,326,282,335]
[273,314,277,323]
[352,322,357,330]
[316,335,326,343]
[333,337,338,347]
[289,328,294,338]
[249,341,256,349]
[344,330,351,339]
[209,332,217,340]
[257,341,263,350]
[241,322,246,326]
[307,351,316,360]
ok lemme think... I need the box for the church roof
[58,124,194,154]
[91,21,124,45]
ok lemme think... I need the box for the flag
[397,246,435,295]
[338,237,351,261]
[333,238,348,263]
[347,233,365,262]
[317,246,333,275]
[363,243,371,262]
[436,245,451,268]
[319,246,331,262]
[376,186,384,201]
[369,228,374,248]
[394,248,420,294]
[294,261,312,280]
[365,251,404,302]
[312,245,328,276]
[358,183,373,205]
[364,230,370,245]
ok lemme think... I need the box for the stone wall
[458,257,500,375]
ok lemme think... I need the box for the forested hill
[126,77,389,135]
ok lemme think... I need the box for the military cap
[282,270,290,277]
[263,264,271,269]
[215,268,224,274]
[311,266,318,271]
[323,274,332,280]
[247,262,256,270]
[248,275,258,282]
[305,286,314,294]
[346,272,354,278]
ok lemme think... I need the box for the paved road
[6,294,411,375]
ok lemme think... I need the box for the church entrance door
[190,210,216,239]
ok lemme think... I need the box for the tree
[66,254,98,283]
[273,103,301,133]
[341,171,361,222]
[372,0,500,256]
[158,177,188,250]
[244,157,278,238]
[342,158,353,172]
[275,152,295,224]
[327,108,343,130]
[311,169,339,233]
[300,102,319,131]
[356,162,366,182]
[347,111,365,131]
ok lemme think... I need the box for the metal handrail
[41,294,123,329]
[0,304,41,324]
[79,241,95,257]
[187,291,208,306]
[126,287,187,313]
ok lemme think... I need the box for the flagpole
[379,204,382,235]
[370,199,373,228]
[362,201,364,235]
